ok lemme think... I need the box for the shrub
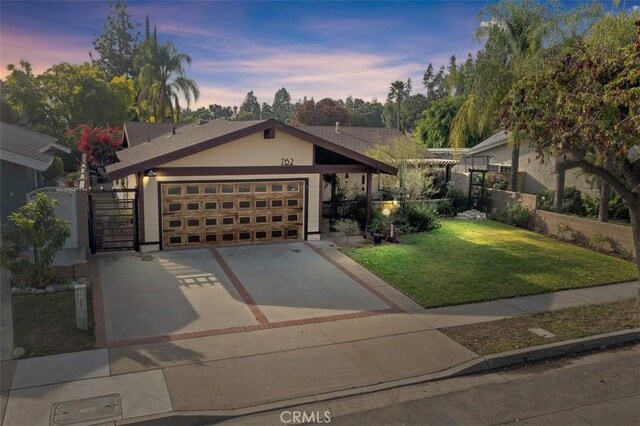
[555,223,574,240]
[368,217,390,236]
[436,198,455,217]
[589,232,611,251]
[0,193,71,288]
[487,174,509,190]
[65,171,80,187]
[536,187,585,215]
[335,219,361,248]
[507,202,535,229]
[444,182,469,214]
[401,204,441,232]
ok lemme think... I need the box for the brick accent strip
[210,248,270,326]
[103,308,395,348]
[303,242,403,312]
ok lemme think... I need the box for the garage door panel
[161,180,305,248]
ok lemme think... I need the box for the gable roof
[469,130,510,154]
[122,121,187,148]
[106,119,397,179]
[0,123,70,171]
[299,126,407,156]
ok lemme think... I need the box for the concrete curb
[118,328,640,425]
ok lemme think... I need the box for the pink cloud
[0,26,91,78]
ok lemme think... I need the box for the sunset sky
[1,1,637,108]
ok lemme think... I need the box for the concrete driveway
[95,242,396,346]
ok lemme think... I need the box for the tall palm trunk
[396,100,400,131]
[509,143,520,191]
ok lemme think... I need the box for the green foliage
[401,204,441,232]
[91,0,140,79]
[368,217,390,236]
[335,219,361,248]
[555,223,574,240]
[237,90,261,120]
[487,173,509,190]
[271,87,294,123]
[43,157,65,186]
[292,98,348,126]
[0,193,71,288]
[415,97,463,148]
[444,182,469,214]
[65,171,80,188]
[507,202,535,229]
[537,187,585,216]
[589,231,611,251]
[345,96,384,127]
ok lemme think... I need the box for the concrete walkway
[1,241,637,425]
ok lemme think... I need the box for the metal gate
[89,189,139,253]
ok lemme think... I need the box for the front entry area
[160,180,306,248]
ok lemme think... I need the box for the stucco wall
[162,131,314,168]
[1,159,36,222]
[142,173,321,243]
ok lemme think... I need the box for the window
[168,220,181,228]
[187,235,200,243]
[205,202,217,210]
[255,216,267,223]
[271,230,283,238]
[238,184,251,193]
[255,200,267,208]
[187,219,199,227]
[187,202,200,211]
[272,215,283,223]
[239,200,251,209]
[204,184,218,194]
[271,183,283,192]
[286,229,298,238]
[205,234,217,242]
[255,231,267,239]
[221,184,234,194]
[287,199,299,207]
[205,218,217,226]
[222,217,234,225]
[239,232,251,240]
[167,186,181,195]
[186,186,199,195]
[361,175,365,185]
[168,203,181,212]
[271,199,283,207]
[222,201,234,209]
[287,214,298,222]
[287,183,299,192]
[169,236,182,244]
[255,183,267,193]
[222,233,234,241]
[239,216,250,224]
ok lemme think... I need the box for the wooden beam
[365,172,372,236]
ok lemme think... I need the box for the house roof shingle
[299,126,407,156]
[0,123,69,170]
[122,121,187,148]
[106,119,398,178]
[469,130,510,154]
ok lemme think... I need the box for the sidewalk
[1,275,637,425]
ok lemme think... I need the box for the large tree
[236,90,261,120]
[271,87,294,123]
[345,96,384,127]
[500,15,640,276]
[450,0,560,191]
[91,0,140,79]
[291,98,348,126]
[387,79,411,131]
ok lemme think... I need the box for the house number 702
[281,158,294,166]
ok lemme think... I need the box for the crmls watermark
[280,410,331,424]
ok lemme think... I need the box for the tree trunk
[509,143,520,191]
[396,101,400,132]
[598,157,612,222]
[554,169,565,213]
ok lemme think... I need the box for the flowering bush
[71,125,122,167]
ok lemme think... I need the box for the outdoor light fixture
[382,208,391,217]
[147,169,157,177]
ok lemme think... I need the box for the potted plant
[368,218,388,244]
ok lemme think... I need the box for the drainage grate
[50,394,121,425]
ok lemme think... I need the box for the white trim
[0,149,52,171]
[38,142,71,154]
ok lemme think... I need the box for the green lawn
[345,220,638,308]
[13,290,95,358]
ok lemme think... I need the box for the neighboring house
[0,123,71,221]
[121,121,187,148]
[433,130,598,196]
[105,119,397,251]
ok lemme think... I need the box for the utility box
[74,284,88,331]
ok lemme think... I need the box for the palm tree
[388,79,411,132]
[136,26,199,123]
[450,0,554,190]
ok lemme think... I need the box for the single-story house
[0,123,70,221]
[121,121,187,148]
[432,130,597,196]
[105,119,397,251]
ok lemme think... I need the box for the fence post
[74,284,88,331]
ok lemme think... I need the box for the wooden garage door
[161,180,304,248]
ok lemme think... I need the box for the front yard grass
[13,290,95,358]
[345,219,637,308]
[442,299,639,355]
